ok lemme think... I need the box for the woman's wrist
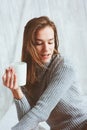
[11,87,24,100]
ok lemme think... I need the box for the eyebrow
[35,38,54,41]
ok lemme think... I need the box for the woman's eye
[49,42,53,44]
[35,42,43,45]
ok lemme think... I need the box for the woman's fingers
[6,68,11,87]
[13,73,18,89]
[2,67,18,90]
[10,68,14,88]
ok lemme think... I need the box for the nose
[42,42,49,51]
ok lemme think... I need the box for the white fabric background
[0,0,87,128]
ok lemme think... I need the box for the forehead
[35,26,54,40]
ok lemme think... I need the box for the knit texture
[12,55,87,130]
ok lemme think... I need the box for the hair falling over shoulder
[21,16,59,84]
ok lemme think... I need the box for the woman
[2,16,87,130]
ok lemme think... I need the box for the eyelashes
[35,42,54,46]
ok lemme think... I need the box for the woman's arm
[11,62,75,130]
[14,94,31,120]
[2,67,31,120]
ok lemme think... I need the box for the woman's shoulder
[48,54,76,81]
[52,54,75,71]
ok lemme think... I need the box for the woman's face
[35,26,55,63]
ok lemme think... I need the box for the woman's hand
[2,67,23,99]
[2,67,18,90]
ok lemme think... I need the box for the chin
[42,59,51,64]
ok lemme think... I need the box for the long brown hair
[22,16,59,84]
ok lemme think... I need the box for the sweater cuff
[14,95,31,120]
[14,95,31,109]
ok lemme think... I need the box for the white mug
[13,62,27,86]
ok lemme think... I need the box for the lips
[41,54,51,59]
[41,54,50,56]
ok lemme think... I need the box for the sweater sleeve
[14,95,31,120]
[11,62,75,130]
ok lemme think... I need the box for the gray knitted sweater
[12,55,87,130]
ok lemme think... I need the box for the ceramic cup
[13,62,27,86]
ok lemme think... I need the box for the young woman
[2,16,87,130]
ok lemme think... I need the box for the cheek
[50,44,55,51]
[35,46,42,53]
